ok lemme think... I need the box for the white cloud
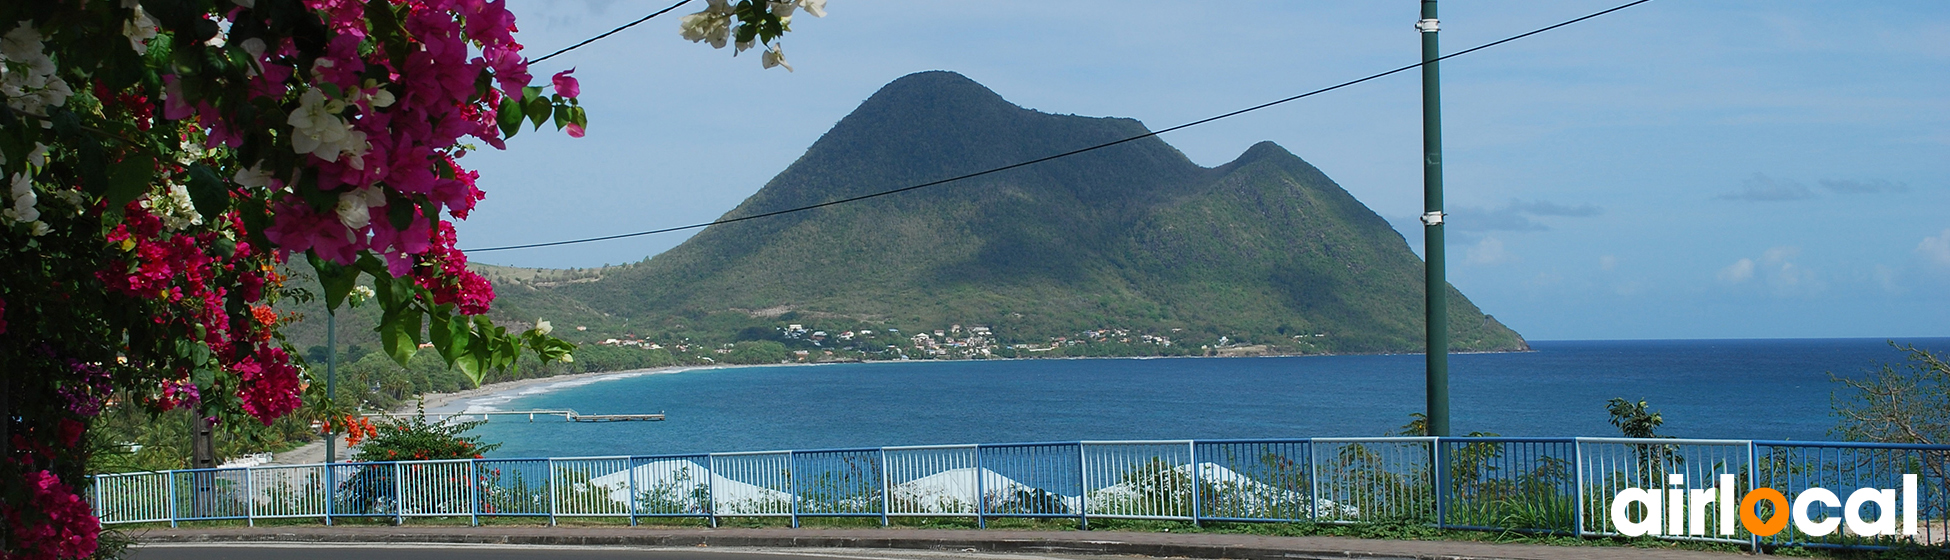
[1719,246,1823,294]
[1919,228,1950,268]
[1718,258,1756,283]
[1465,236,1515,265]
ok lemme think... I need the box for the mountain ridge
[478,70,1527,359]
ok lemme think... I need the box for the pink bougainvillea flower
[565,122,585,138]
[552,68,579,98]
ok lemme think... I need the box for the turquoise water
[457,338,1949,458]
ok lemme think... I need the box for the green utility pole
[1419,0,1450,437]
[325,311,337,463]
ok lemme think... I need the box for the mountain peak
[862,71,1013,113]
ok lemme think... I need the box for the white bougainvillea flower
[27,143,47,167]
[122,0,158,54]
[144,184,204,230]
[334,186,385,230]
[233,163,274,188]
[0,21,41,62]
[679,11,732,49]
[797,0,827,18]
[5,172,38,224]
[762,44,793,72]
[287,88,368,166]
[536,319,553,335]
[0,21,72,120]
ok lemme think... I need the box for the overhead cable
[470,0,1655,252]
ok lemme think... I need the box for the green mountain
[484,71,1527,357]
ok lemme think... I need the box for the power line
[470,0,1654,253]
[527,0,693,65]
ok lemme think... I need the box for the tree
[1605,398,1665,439]
[1832,343,1947,445]
[0,0,821,556]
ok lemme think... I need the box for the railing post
[92,475,104,523]
[627,457,639,526]
[1188,441,1201,526]
[787,451,799,528]
[1432,437,1445,529]
[326,463,337,526]
[878,448,890,527]
[167,471,179,527]
[245,467,256,527]
[1076,443,1088,530]
[468,459,480,527]
[392,462,405,526]
[1573,439,1586,539]
[706,455,718,528]
[975,446,986,529]
[1309,439,1321,524]
[547,458,559,526]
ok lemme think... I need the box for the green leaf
[104,155,155,208]
[185,164,230,219]
[309,254,360,313]
[387,196,417,231]
[430,313,470,366]
[455,349,484,386]
[551,102,569,130]
[380,310,415,366]
[497,95,523,138]
[525,95,550,131]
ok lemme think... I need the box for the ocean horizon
[445,337,1949,459]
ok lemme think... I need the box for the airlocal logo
[1611,474,1919,537]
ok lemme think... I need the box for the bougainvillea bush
[0,0,819,556]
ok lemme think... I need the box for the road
[128,544,1093,560]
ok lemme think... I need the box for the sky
[454,0,1950,342]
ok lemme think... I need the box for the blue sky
[456,0,1950,341]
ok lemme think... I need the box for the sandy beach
[270,361,853,464]
[271,364,712,464]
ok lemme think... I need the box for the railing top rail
[882,444,979,451]
[1312,437,1438,443]
[467,456,555,462]
[167,467,251,474]
[1754,440,1950,451]
[1081,439,1194,445]
[1194,438,1313,444]
[711,449,793,457]
[1574,437,1752,445]
[789,446,887,454]
[976,440,1083,448]
[1438,436,1579,443]
[629,453,713,461]
[544,455,634,461]
[394,458,477,465]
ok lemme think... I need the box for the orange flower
[250,305,277,326]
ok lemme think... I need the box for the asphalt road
[127,544,1090,560]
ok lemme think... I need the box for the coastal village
[591,322,1227,362]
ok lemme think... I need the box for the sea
[445,338,1950,459]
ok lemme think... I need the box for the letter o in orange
[1740,488,1790,537]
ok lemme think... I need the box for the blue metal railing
[87,437,1949,551]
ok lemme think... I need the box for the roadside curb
[130,527,1752,560]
